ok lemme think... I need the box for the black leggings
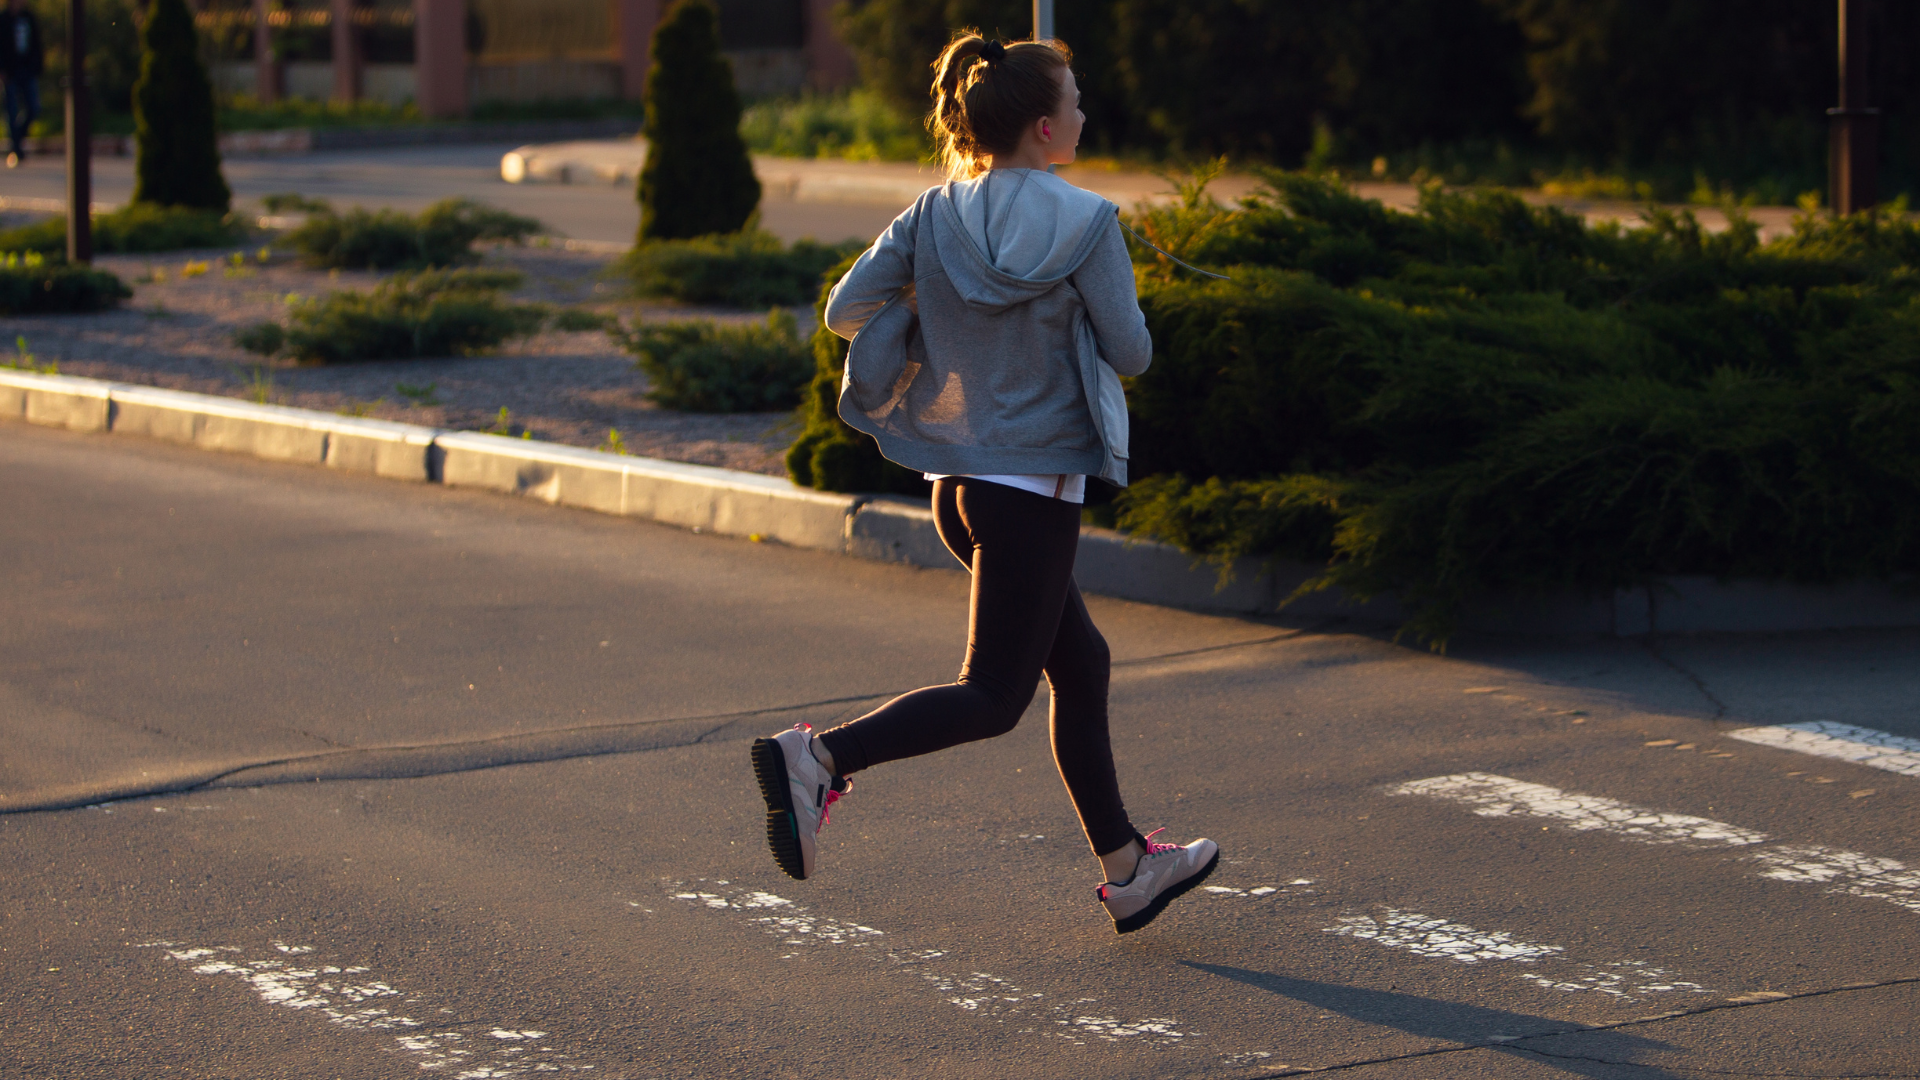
[817,477,1136,856]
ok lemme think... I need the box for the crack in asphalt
[7,625,1324,814]
[1640,637,1729,721]
[1246,977,1920,1077]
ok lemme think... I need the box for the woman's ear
[1040,119,1052,143]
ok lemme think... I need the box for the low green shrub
[237,268,545,363]
[550,307,615,332]
[1112,171,1920,645]
[740,89,928,162]
[261,192,332,214]
[624,230,864,308]
[216,94,422,131]
[286,198,542,271]
[0,204,249,255]
[0,257,133,314]
[784,251,927,494]
[614,308,812,412]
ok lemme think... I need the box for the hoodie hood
[931,169,1116,312]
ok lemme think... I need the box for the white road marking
[1727,721,1920,779]
[1327,909,1712,1001]
[1388,773,1768,846]
[1392,773,1920,915]
[139,940,593,1076]
[666,880,1198,1047]
[1203,878,1314,899]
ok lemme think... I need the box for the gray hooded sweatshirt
[824,168,1152,487]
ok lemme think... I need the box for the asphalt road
[0,145,904,247]
[4,420,1919,1079]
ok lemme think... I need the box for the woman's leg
[816,478,1080,775]
[1042,581,1137,858]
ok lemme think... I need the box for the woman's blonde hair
[928,31,1071,180]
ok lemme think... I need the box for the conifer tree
[131,0,231,212]
[637,0,760,241]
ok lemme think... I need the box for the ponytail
[929,31,1071,180]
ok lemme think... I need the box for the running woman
[752,32,1217,934]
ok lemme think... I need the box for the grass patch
[1109,170,1920,645]
[286,198,542,271]
[614,308,811,412]
[0,256,133,314]
[624,230,864,308]
[236,268,546,364]
[0,204,250,255]
[740,89,928,162]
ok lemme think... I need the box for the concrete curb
[5,368,1916,637]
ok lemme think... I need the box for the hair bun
[980,40,1006,63]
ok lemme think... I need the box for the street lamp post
[1032,0,1052,41]
[65,0,91,263]
[1828,0,1878,215]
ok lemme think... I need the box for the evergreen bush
[1113,172,1920,644]
[286,199,541,271]
[624,231,864,307]
[637,0,761,241]
[614,309,812,412]
[0,258,133,314]
[130,0,230,212]
[784,252,927,494]
[236,268,545,363]
[0,205,248,255]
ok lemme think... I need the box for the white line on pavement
[1327,909,1713,1001]
[139,940,594,1077]
[1727,721,1920,779]
[1390,773,1920,914]
[664,880,1200,1048]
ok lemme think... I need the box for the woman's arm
[1071,217,1153,376]
[824,197,924,341]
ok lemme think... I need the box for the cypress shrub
[130,0,230,212]
[637,0,760,241]
[785,252,927,494]
[1114,172,1920,644]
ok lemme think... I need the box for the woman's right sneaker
[1097,830,1219,934]
[750,723,848,880]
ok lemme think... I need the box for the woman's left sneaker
[750,723,849,880]
[1097,830,1219,934]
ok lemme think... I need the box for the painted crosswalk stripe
[140,940,592,1076]
[1327,908,1712,1001]
[1390,773,1920,914]
[665,880,1199,1047]
[1727,721,1920,779]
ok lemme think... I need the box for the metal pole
[1828,0,1879,214]
[65,0,91,264]
[1032,0,1052,41]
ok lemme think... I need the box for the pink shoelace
[819,785,845,829]
[1140,827,1180,855]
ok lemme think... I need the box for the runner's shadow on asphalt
[1185,963,1689,1078]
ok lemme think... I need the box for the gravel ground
[0,242,802,476]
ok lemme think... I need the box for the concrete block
[847,497,952,568]
[109,386,329,462]
[0,370,114,432]
[436,431,571,498]
[320,416,439,482]
[623,457,857,553]
[1650,576,1920,634]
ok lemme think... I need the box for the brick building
[204,0,856,116]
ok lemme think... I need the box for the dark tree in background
[130,0,230,211]
[833,0,1920,202]
[639,0,762,241]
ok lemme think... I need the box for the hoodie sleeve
[824,195,925,342]
[1071,214,1153,377]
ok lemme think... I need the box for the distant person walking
[0,0,43,168]
[752,32,1218,934]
